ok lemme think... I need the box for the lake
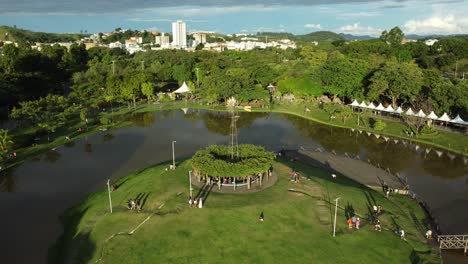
[0,109,466,263]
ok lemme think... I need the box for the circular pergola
[190,144,276,191]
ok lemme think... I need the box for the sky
[0,0,467,36]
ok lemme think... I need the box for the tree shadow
[344,202,355,220]
[0,167,16,192]
[48,206,96,264]
[202,184,215,205]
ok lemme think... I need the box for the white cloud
[338,22,382,36]
[403,14,468,34]
[304,23,321,29]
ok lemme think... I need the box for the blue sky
[0,0,467,36]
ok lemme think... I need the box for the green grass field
[50,158,440,264]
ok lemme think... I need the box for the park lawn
[50,158,440,264]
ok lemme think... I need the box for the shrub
[373,119,386,131]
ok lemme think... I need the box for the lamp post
[189,170,193,197]
[195,67,200,88]
[107,179,113,213]
[333,197,341,237]
[172,140,176,169]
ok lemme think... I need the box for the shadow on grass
[48,206,96,264]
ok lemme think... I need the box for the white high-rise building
[172,20,187,48]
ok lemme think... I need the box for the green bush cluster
[190,144,275,178]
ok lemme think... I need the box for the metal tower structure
[226,97,239,160]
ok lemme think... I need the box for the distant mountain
[406,34,468,40]
[297,31,344,42]
[339,33,375,40]
[0,26,86,43]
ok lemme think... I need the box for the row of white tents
[349,100,468,126]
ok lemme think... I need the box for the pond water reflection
[0,109,466,264]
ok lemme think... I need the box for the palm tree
[0,129,14,162]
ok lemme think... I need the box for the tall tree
[0,129,14,162]
[368,60,423,106]
[380,27,404,47]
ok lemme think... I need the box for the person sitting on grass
[374,220,382,232]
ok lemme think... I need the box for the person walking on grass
[356,218,361,229]
[347,218,353,229]
[259,212,264,222]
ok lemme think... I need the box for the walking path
[284,149,405,189]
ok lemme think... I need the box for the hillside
[297,31,344,42]
[0,26,86,43]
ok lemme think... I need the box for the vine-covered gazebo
[190,144,275,190]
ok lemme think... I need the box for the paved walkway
[284,149,405,189]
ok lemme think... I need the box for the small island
[51,155,440,263]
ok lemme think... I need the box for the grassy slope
[51,159,439,264]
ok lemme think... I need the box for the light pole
[107,179,113,213]
[189,170,193,197]
[195,67,200,88]
[172,140,176,169]
[333,197,341,237]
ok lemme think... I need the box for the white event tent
[375,103,385,111]
[415,110,426,118]
[450,115,466,125]
[173,82,191,94]
[348,99,467,126]
[405,108,415,116]
[426,111,438,120]
[349,100,360,107]
[438,113,451,122]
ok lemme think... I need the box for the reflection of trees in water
[84,142,92,153]
[103,133,115,142]
[286,115,360,154]
[64,140,75,148]
[129,112,156,127]
[0,168,16,192]
[286,114,467,179]
[185,111,269,135]
[285,115,415,172]
[44,149,61,163]
[421,153,467,179]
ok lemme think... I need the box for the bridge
[438,235,468,254]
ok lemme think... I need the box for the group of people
[372,205,382,215]
[382,182,399,198]
[347,216,361,229]
[188,196,203,208]
[127,199,141,211]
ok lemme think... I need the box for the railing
[438,235,468,254]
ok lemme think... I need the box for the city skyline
[0,0,468,36]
